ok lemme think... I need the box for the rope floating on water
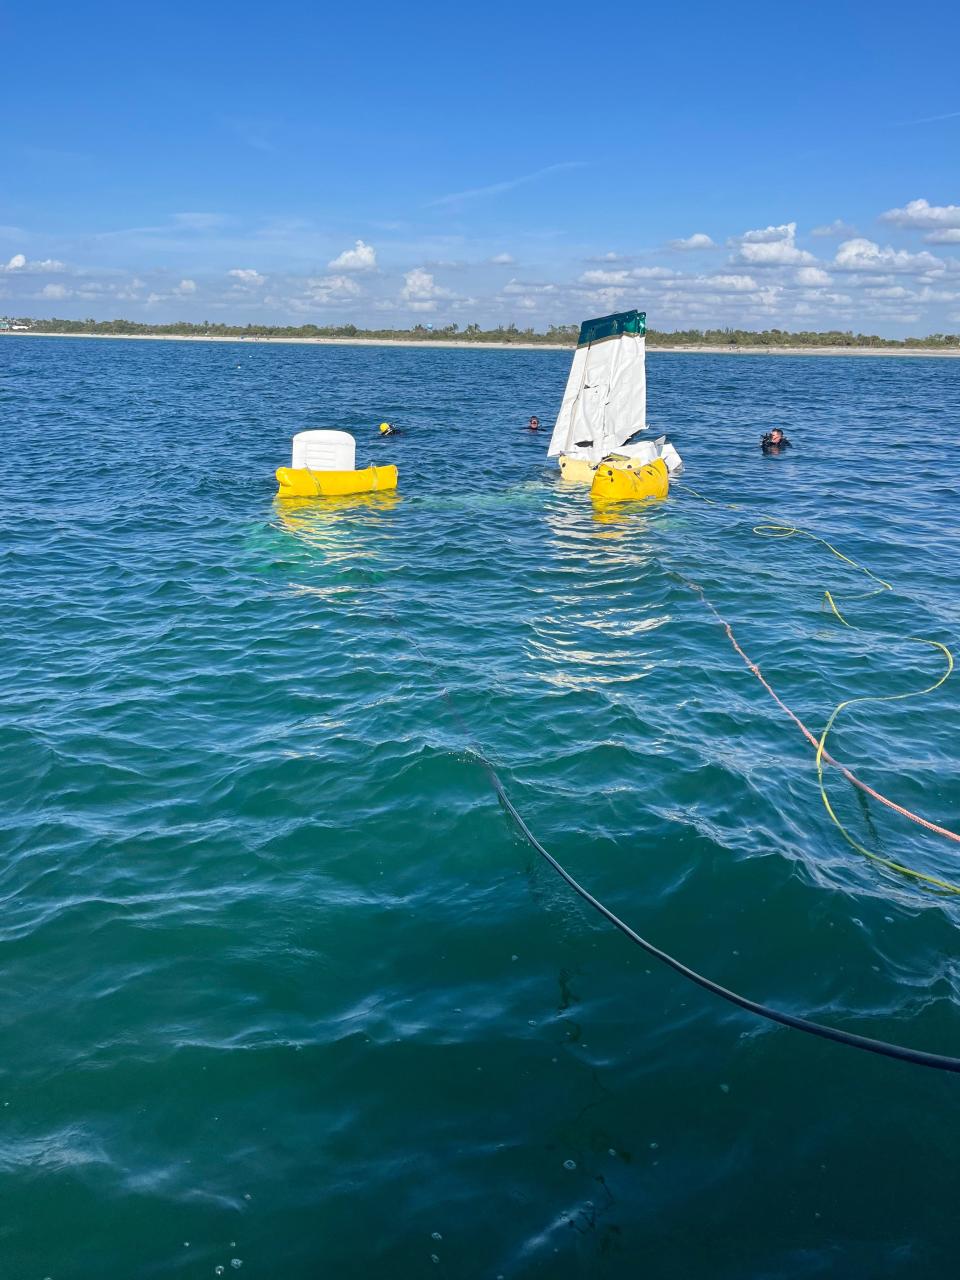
[333,494,960,1074]
[433,487,960,1072]
[675,483,960,893]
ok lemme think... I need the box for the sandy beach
[655,343,960,358]
[1,331,570,352]
[3,331,959,357]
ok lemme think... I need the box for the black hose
[457,723,960,1074]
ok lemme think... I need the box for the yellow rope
[676,482,958,894]
[813,592,956,892]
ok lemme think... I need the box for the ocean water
[2,336,960,1279]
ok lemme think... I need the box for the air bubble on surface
[563,1159,576,1170]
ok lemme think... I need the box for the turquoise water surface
[2,337,960,1278]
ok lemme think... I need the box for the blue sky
[3,0,960,335]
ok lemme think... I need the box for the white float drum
[291,430,356,471]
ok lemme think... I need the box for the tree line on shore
[3,316,960,348]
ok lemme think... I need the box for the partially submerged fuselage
[548,310,682,501]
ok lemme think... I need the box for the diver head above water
[761,428,791,453]
[379,422,400,436]
[527,416,541,431]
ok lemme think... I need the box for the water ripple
[2,338,959,1277]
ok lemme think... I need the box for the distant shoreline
[3,331,960,358]
[1,330,569,352]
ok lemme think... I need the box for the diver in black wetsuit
[761,428,792,454]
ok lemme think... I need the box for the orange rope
[682,576,960,846]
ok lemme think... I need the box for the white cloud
[174,279,197,295]
[228,268,266,285]
[2,254,67,274]
[733,222,816,266]
[707,274,760,291]
[668,233,715,251]
[879,198,960,230]
[811,220,856,238]
[40,283,70,299]
[797,290,853,305]
[580,266,675,285]
[739,223,796,244]
[502,278,557,295]
[578,286,630,310]
[401,268,454,308]
[741,241,816,265]
[489,252,515,265]
[865,285,914,299]
[924,228,960,245]
[863,284,960,303]
[834,238,943,273]
[305,274,362,303]
[579,269,629,285]
[796,266,832,286]
[327,239,377,272]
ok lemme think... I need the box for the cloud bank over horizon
[2,199,960,335]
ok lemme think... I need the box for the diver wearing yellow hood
[379,421,401,436]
